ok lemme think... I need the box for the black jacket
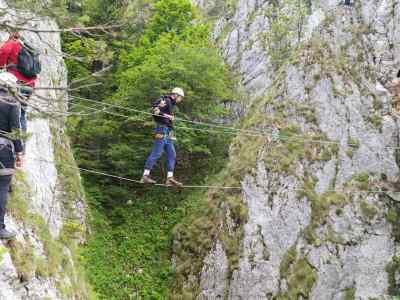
[0,91,23,153]
[152,95,176,128]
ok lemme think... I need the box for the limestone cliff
[0,2,91,299]
[173,0,400,299]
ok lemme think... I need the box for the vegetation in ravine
[59,0,235,298]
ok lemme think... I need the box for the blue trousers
[20,108,27,133]
[144,136,176,173]
[0,175,12,228]
[18,82,32,133]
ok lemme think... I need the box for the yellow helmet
[172,87,184,97]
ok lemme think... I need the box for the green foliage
[344,287,355,300]
[69,0,233,186]
[367,114,383,131]
[263,0,309,66]
[325,225,345,245]
[298,177,348,245]
[280,246,297,278]
[83,188,210,299]
[81,0,125,24]
[7,171,30,221]
[386,205,400,242]
[64,0,234,298]
[386,256,400,295]
[348,172,371,190]
[346,137,360,158]
[171,178,246,297]
[359,201,378,221]
[145,0,195,42]
[9,240,35,282]
[277,247,317,299]
[285,258,317,298]
[0,246,7,263]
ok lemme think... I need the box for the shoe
[165,177,183,188]
[140,175,156,184]
[0,228,16,240]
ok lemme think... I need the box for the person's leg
[0,175,12,229]
[20,107,27,133]
[142,139,165,181]
[18,83,32,133]
[164,140,176,177]
[164,140,182,187]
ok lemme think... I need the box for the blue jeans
[20,108,27,133]
[144,128,176,172]
[18,83,32,133]
[0,175,12,228]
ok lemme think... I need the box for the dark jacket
[0,91,23,153]
[152,95,176,129]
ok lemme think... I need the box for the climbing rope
[34,158,242,190]
[70,94,269,136]
[30,157,400,195]
[1,85,400,194]
[1,124,399,194]
[2,83,398,151]
[68,95,400,151]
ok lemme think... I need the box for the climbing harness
[0,137,15,176]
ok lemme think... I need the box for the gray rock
[197,241,229,300]
[189,0,400,298]
[229,162,311,298]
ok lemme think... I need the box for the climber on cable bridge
[0,30,41,133]
[0,72,24,240]
[140,88,185,188]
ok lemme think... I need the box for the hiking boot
[165,177,183,188]
[140,175,156,184]
[0,228,16,240]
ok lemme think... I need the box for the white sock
[144,169,150,176]
[167,172,173,178]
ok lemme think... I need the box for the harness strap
[0,137,12,147]
[0,138,15,176]
[163,127,169,142]
[0,168,15,176]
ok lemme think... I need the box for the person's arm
[152,98,167,116]
[9,104,23,154]
[0,43,12,68]
[152,101,161,115]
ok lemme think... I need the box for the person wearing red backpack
[0,31,40,132]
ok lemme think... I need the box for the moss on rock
[298,177,348,245]
[277,246,317,299]
[386,256,400,295]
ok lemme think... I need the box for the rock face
[175,0,400,298]
[0,2,90,299]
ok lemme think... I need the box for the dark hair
[9,32,20,40]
